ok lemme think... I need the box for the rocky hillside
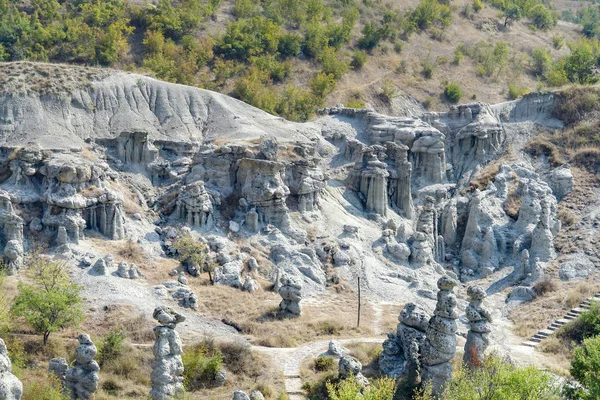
[1,61,599,399]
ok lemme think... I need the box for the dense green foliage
[11,256,84,345]
[182,340,224,390]
[326,377,396,400]
[172,234,213,281]
[444,82,463,103]
[571,336,600,400]
[97,329,126,366]
[414,356,560,400]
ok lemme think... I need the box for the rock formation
[49,357,69,383]
[150,307,186,400]
[65,334,99,400]
[175,181,214,227]
[0,338,22,400]
[379,303,430,382]
[463,286,492,368]
[421,276,459,397]
[338,355,369,386]
[278,275,302,317]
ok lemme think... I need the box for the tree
[564,41,598,84]
[172,234,214,283]
[503,3,522,27]
[12,256,84,345]
[444,82,463,103]
[571,336,600,400]
[531,48,552,76]
[529,4,556,30]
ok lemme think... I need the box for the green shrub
[310,72,337,98]
[278,33,302,58]
[22,373,68,400]
[473,0,484,12]
[421,58,435,79]
[357,22,383,51]
[531,48,552,77]
[558,301,600,344]
[508,83,528,100]
[327,377,396,400]
[393,41,403,53]
[314,356,336,371]
[529,4,557,30]
[423,96,436,109]
[97,329,125,366]
[553,34,564,50]
[545,64,568,87]
[350,50,368,70]
[414,355,560,400]
[182,341,224,390]
[318,47,350,80]
[444,82,463,103]
[571,335,600,400]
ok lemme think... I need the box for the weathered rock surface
[463,286,492,368]
[0,338,22,400]
[422,276,459,396]
[338,355,369,386]
[150,307,185,400]
[65,334,99,400]
[279,275,303,317]
[559,253,596,281]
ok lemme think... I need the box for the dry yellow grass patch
[510,279,599,338]
[188,280,374,348]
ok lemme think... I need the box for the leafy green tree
[357,22,383,51]
[12,256,84,346]
[571,336,600,400]
[531,48,552,76]
[216,16,281,61]
[318,46,350,80]
[503,3,522,27]
[309,72,337,98]
[278,33,302,58]
[529,4,556,30]
[172,234,214,282]
[564,41,598,84]
[276,85,319,122]
[444,82,463,103]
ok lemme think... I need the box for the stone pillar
[279,275,303,317]
[0,338,23,400]
[150,307,186,400]
[463,286,492,368]
[394,145,413,219]
[530,199,556,262]
[65,334,99,400]
[421,276,459,397]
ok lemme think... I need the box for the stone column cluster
[150,307,186,400]
[278,275,303,317]
[65,334,99,400]
[421,276,459,396]
[464,286,492,368]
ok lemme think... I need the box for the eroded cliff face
[0,63,570,305]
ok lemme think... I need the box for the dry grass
[469,161,500,190]
[571,146,600,173]
[553,86,600,127]
[510,280,599,338]
[524,136,565,166]
[187,280,375,348]
[117,239,147,266]
[80,185,105,198]
[532,279,558,297]
[558,208,577,227]
[502,189,521,220]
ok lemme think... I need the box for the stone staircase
[522,292,600,347]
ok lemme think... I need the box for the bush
[558,209,577,226]
[22,373,67,400]
[310,72,337,98]
[357,22,383,51]
[571,335,600,399]
[531,48,552,77]
[318,47,350,80]
[421,58,435,79]
[380,79,398,103]
[97,329,126,366]
[278,33,302,58]
[182,341,223,390]
[327,377,396,400]
[314,356,336,371]
[529,4,557,30]
[444,82,462,103]
[350,50,368,70]
[508,83,528,100]
[473,0,484,12]
[414,355,560,399]
[533,279,557,296]
[558,302,600,344]
[393,41,403,53]
[453,49,463,65]
[553,35,564,50]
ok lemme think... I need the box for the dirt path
[253,337,384,400]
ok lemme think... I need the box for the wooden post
[357,276,361,328]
